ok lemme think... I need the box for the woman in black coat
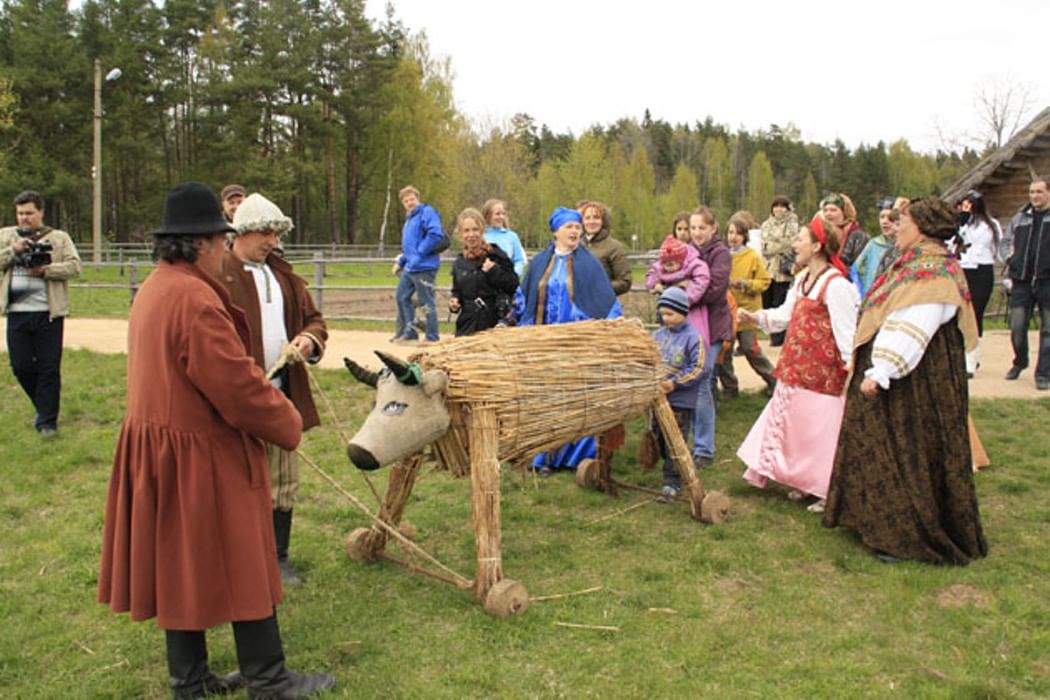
[448,207,520,336]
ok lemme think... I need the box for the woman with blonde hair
[688,206,731,468]
[448,208,519,336]
[481,198,528,277]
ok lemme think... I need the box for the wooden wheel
[482,579,530,617]
[699,491,731,524]
[398,520,418,541]
[575,458,599,488]
[345,527,378,561]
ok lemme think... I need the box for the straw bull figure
[342,318,730,616]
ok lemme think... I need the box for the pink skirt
[738,382,845,499]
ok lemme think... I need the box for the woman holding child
[736,215,859,513]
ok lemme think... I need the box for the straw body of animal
[414,319,664,475]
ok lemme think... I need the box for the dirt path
[1,317,1045,399]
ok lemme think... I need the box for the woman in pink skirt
[736,216,859,512]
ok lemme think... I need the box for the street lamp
[92,60,122,265]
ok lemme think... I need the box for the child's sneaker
[658,485,680,503]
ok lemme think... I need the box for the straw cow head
[344,352,450,471]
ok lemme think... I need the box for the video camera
[14,232,53,268]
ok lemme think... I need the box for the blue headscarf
[548,206,582,233]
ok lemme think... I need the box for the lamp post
[92,59,121,265]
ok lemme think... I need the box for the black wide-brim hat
[152,182,237,236]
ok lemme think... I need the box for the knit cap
[657,286,690,316]
[232,193,294,236]
[659,235,688,265]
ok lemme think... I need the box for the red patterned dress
[737,268,859,499]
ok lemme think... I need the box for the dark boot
[165,630,244,699]
[272,509,302,587]
[232,615,335,699]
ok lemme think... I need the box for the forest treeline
[0,0,985,249]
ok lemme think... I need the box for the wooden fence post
[313,251,324,313]
[129,258,138,304]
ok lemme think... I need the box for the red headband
[808,215,848,276]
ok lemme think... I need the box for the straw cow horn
[375,350,420,386]
[344,357,378,388]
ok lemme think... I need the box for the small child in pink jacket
[646,235,711,344]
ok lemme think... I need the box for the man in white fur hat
[222,192,328,586]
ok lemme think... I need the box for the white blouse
[864,302,958,389]
[957,220,1001,268]
[756,270,860,366]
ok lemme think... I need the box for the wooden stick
[647,608,678,614]
[529,586,603,602]
[652,395,706,519]
[584,499,655,525]
[553,622,620,632]
[378,551,474,590]
[469,406,503,601]
[299,360,384,507]
[297,449,472,588]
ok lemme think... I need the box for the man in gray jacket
[1004,177,1050,390]
[0,190,82,437]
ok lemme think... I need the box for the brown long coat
[97,260,303,630]
[219,251,327,430]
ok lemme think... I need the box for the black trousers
[963,264,994,336]
[763,281,790,345]
[6,312,64,430]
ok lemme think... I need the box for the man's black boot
[232,615,335,699]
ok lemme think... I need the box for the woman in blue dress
[517,207,622,475]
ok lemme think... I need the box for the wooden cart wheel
[575,458,599,488]
[345,527,377,561]
[398,520,418,541]
[699,491,731,524]
[482,579,530,617]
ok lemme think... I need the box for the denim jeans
[395,268,439,341]
[692,341,719,459]
[1008,278,1050,381]
[6,312,64,430]
[655,407,693,488]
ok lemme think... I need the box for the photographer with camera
[0,190,82,438]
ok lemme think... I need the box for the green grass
[2,351,1050,698]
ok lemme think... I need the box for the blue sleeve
[415,207,446,257]
[512,239,527,277]
[677,336,702,388]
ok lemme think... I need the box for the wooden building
[943,106,1050,225]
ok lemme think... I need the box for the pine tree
[746,151,775,220]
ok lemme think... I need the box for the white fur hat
[232,193,294,236]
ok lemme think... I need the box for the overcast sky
[365,0,1050,153]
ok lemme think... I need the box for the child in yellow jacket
[720,215,776,396]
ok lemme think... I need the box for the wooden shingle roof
[942,106,1050,202]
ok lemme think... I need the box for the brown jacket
[219,251,327,430]
[98,260,302,630]
[584,228,632,295]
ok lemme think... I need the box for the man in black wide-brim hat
[97,182,336,699]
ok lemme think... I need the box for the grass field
[2,351,1049,698]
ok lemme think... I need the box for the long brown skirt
[822,321,988,564]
